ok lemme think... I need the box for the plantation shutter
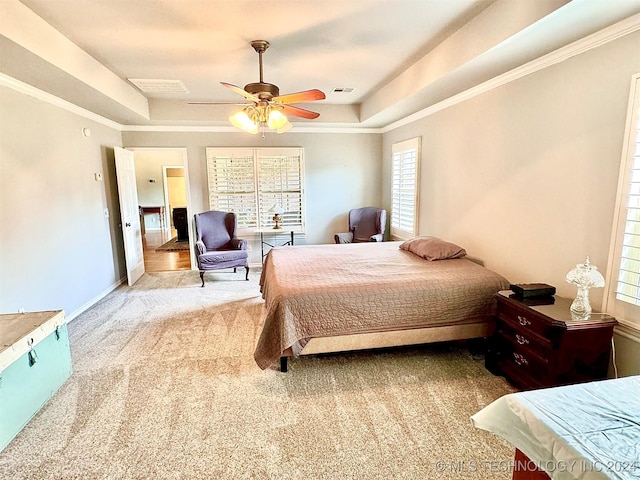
[257,148,304,229]
[391,137,420,240]
[206,149,257,228]
[205,147,304,231]
[617,140,640,306]
[605,74,640,330]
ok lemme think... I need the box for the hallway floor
[142,228,191,272]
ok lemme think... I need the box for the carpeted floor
[156,236,190,251]
[0,269,517,479]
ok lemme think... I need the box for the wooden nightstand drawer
[486,290,617,390]
[493,329,550,375]
[496,317,552,351]
[497,301,550,340]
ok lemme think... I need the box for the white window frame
[604,73,640,332]
[205,147,305,233]
[390,137,421,240]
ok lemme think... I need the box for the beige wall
[132,149,186,230]
[0,86,125,318]
[383,31,640,375]
[122,130,382,263]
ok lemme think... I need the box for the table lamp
[269,204,284,229]
[565,256,605,317]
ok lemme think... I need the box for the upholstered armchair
[193,211,249,287]
[334,207,387,244]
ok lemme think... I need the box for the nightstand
[256,227,304,262]
[485,290,617,390]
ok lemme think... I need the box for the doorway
[131,148,193,272]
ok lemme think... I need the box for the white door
[114,146,145,286]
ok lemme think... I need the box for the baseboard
[65,276,127,323]
[614,322,640,344]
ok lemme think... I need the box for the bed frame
[278,320,494,372]
[513,449,551,480]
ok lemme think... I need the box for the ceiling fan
[191,40,325,134]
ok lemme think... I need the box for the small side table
[486,290,617,390]
[257,227,304,262]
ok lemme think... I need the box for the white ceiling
[2,0,640,128]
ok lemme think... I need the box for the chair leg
[245,266,250,280]
[200,271,205,287]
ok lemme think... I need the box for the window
[605,74,640,330]
[391,137,421,240]
[206,147,305,231]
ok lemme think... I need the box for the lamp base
[272,213,282,230]
[570,287,592,318]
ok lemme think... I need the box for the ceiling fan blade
[188,102,251,106]
[221,82,260,102]
[274,89,325,105]
[282,104,320,119]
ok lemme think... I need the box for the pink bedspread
[254,242,510,369]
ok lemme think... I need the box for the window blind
[206,147,304,231]
[616,119,640,305]
[257,153,304,228]
[391,138,420,239]
[603,75,640,330]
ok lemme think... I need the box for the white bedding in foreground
[471,376,640,480]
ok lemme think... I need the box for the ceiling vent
[128,79,189,94]
[331,87,355,94]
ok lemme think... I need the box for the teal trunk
[0,312,72,451]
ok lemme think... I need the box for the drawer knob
[514,352,529,366]
[517,315,531,326]
[516,334,530,345]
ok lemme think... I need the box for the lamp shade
[267,110,288,130]
[565,257,605,289]
[276,121,293,134]
[229,110,258,134]
[268,204,284,214]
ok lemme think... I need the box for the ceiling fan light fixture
[229,109,258,134]
[276,121,293,134]
[210,40,324,134]
[267,109,288,130]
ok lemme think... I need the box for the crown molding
[382,12,640,133]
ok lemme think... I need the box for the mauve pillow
[399,236,467,261]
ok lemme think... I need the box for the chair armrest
[196,240,206,255]
[334,232,354,244]
[229,238,248,250]
[369,234,384,242]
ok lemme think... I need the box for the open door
[114,146,145,286]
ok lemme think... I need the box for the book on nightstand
[509,283,556,298]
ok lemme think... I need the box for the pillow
[399,236,467,261]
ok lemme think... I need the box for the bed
[254,238,511,370]
[471,376,640,480]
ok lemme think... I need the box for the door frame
[129,147,196,270]
[162,165,185,228]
